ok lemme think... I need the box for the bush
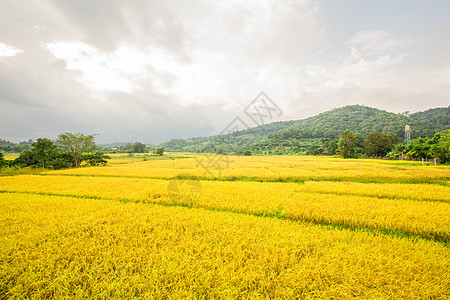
[82,151,110,166]
[0,152,7,168]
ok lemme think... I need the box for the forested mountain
[0,139,33,153]
[410,107,449,132]
[161,105,449,153]
[265,105,445,141]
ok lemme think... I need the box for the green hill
[160,105,450,153]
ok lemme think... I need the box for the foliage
[407,137,432,160]
[160,105,449,154]
[132,142,147,153]
[321,138,339,155]
[82,151,111,166]
[12,147,75,170]
[48,152,75,169]
[56,133,97,167]
[429,130,450,163]
[364,131,391,157]
[0,152,7,168]
[410,106,449,132]
[12,149,40,168]
[0,138,33,153]
[386,130,450,163]
[156,147,164,156]
[32,138,56,168]
[338,130,358,158]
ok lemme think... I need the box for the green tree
[82,151,111,166]
[32,138,56,168]
[321,138,338,156]
[156,147,165,156]
[338,131,357,158]
[216,143,232,155]
[386,132,400,146]
[406,137,432,159]
[13,149,39,167]
[132,142,147,153]
[364,131,391,157]
[0,152,6,168]
[387,143,407,158]
[429,130,450,163]
[49,152,75,169]
[56,133,97,167]
[306,145,323,156]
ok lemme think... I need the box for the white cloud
[0,43,23,57]
[1,1,449,143]
[46,42,155,93]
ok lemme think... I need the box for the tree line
[0,133,110,170]
[336,129,450,163]
[102,142,164,155]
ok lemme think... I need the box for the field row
[1,193,449,299]
[45,155,450,184]
[1,175,449,242]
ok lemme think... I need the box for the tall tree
[429,130,450,163]
[132,142,147,153]
[338,130,357,158]
[32,138,56,168]
[56,133,97,167]
[0,152,6,168]
[364,131,391,157]
[156,147,165,156]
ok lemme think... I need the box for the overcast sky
[1,0,449,144]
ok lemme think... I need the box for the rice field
[1,154,449,298]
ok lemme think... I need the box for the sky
[1,0,449,144]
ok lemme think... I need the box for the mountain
[410,107,449,132]
[160,105,450,153]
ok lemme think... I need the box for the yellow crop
[1,193,449,299]
[1,155,450,298]
[47,155,450,183]
[299,181,450,202]
[1,175,449,242]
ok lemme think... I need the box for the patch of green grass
[0,167,45,176]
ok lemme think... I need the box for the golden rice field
[1,154,450,298]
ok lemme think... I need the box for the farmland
[1,154,449,298]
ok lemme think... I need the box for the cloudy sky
[1,0,449,144]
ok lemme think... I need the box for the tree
[306,145,323,156]
[82,151,111,166]
[338,131,357,158]
[387,143,407,158]
[56,133,97,167]
[0,152,7,168]
[13,149,39,167]
[32,138,56,168]
[150,147,157,155]
[132,142,147,153]
[364,131,391,157]
[216,143,232,155]
[49,152,75,169]
[156,147,164,156]
[386,132,400,146]
[407,137,432,160]
[429,130,450,163]
[321,138,338,156]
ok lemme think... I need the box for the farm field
[1,154,450,298]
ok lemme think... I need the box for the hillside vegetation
[161,105,449,154]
